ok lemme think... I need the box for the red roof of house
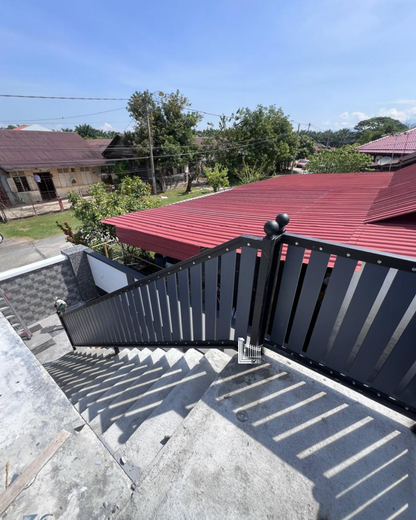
[357,128,416,155]
[103,167,416,259]
[0,130,108,170]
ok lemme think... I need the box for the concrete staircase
[44,346,231,484]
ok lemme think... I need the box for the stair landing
[123,348,416,520]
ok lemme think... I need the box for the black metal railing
[266,233,416,419]
[60,213,416,418]
[61,231,280,349]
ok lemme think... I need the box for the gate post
[250,213,289,348]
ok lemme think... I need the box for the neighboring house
[12,124,52,132]
[103,165,416,260]
[357,127,416,169]
[0,130,107,206]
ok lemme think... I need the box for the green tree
[307,145,372,173]
[205,164,229,192]
[203,106,295,178]
[296,134,316,159]
[354,117,408,145]
[61,177,160,246]
[127,90,202,190]
[235,162,266,184]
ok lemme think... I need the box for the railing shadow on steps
[60,213,416,420]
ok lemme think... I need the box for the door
[37,172,57,201]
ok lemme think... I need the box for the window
[13,175,30,192]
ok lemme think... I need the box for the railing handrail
[282,234,416,272]
[63,233,266,318]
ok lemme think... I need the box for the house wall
[6,166,102,204]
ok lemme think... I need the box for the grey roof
[0,130,108,171]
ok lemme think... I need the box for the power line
[0,94,129,101]
[0,93,222,117]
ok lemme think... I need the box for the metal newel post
[251,213,290,347]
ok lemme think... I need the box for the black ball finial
[264,220,280,236]
[276,213,290,228]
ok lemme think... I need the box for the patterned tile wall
[0,260,81,325]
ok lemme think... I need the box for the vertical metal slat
[148,282,164,341]
[324,262,389,373]
[235,246,258,341]
[141,285,156,342]
[190,264,203,341]
[157,278,172,342]
[178,269,192,341]
[167,274,182,341]
[270,245,305,346]
[218,251,237,340]
[205,258,218,340]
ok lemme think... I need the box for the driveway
[0,234,72,272]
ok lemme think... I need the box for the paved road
[0,234,72,272]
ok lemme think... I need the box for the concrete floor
[126,348,416,520]
[3,198,72,220]
[0,234,72,272]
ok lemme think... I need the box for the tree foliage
[61,177,159,246]
[205,164,229,192]
[307,145,373,173]
[203,105,295,178]
[61,124,118,139]
[127,90,202,175]
[234,162,266,184]
[354,117,409,145]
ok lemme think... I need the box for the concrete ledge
[0,254,66,282]
[0,314,132,519]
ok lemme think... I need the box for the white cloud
[379,106,416,122]
[101,122,116,132]
[339,111,368,122]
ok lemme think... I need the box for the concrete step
[91,349,183,438]
[72,349,147,411]
[81,349,158,422]
[44,350,107,381]
[46,350,118,390]
[63,349,135,398]
[115,349,231,483]
[101,349,200,453]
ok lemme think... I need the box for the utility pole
[291,123,301,174]
[145,93,157,195]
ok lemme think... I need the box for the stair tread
[64,350,135,398]
[101,349,198,452]
[114,349,231,483]
[90,349,181,438]
[45,350,115,384]
[73,349,149,412]
[81,349,156,421]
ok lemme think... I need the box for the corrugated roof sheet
[365,163,416,223]
[357,128,416,154]
[103,170,416,259]
[0,130,107,170]
[85,138,113,155]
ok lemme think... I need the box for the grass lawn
[0,210,80,241]
[0,188,214,241]
[151,186,214,206]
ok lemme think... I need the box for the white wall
[87,256,129,293]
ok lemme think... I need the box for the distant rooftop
[357,127,416,155]
[85,138,113,155]
[0,130,108,170]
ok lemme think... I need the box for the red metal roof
[365,163,416,223]
[357,128,416,155]
[85,138,113,155]
[103,169,416,259]
[0,130,108,170]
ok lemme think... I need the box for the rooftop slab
[126,347,416,520]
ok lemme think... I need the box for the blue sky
[1,0,416,133]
